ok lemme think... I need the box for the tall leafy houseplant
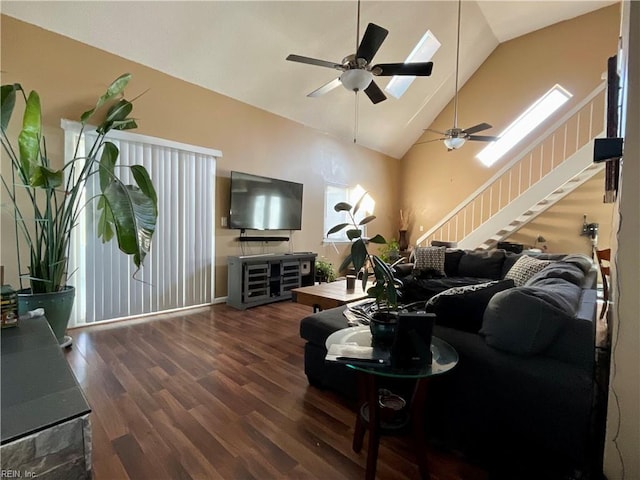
[327,194,401,313]
[1,74,158,339]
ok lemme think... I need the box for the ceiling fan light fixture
[340,69,373,92]
[444,137,466,150]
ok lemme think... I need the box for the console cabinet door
[281,261,302,295]
[243,263,270,303]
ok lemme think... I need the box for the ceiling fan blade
[286,54,344,70]
[468,135,500,142]
[356,23,389,64]
[364,80,387,104]
[372,62,434,76]
[463,122,493,135]
[425,127,447,135]
[307,78,342,98]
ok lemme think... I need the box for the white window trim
[322,183,374,243]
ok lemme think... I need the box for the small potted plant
[378,239,400,264]
[1,74,158,345]
[315,259,336,283]
[327,193,402,344]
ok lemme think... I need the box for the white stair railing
[416,83,606,248]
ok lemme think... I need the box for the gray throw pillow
[481,288,572,356]
[414,246,446,275]
[504,255,552,287]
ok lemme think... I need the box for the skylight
[476,84,573,167]
[385,30,441,99]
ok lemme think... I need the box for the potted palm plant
[1,73,158,345]
[327,193,402,344]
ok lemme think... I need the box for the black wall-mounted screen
[229,171,303,230]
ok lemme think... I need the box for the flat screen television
[229,171,303,230]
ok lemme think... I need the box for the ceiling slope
[1,1,616,158]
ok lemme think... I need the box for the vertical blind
[62,121,221,326]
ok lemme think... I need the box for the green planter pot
[17,286,75,345]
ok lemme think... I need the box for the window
[385,30,441,99]
[62,120,220,326]
[476,84,573,167]
[324,184,375,242]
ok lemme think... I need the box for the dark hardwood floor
[65,301,488,480]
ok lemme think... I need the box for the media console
[227,252,317,309]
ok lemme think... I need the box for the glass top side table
[325,325,459,480]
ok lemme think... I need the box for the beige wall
[400,5,620,246]
[505,171,614,256]
[0,16,399,298]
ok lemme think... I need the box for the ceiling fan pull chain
[353,92,359,143]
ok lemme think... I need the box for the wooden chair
[595,248,611,320]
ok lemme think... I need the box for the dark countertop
[1,317,91,444]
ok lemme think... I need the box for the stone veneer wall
[0,414,91,479]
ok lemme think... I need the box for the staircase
[416,83,606,250]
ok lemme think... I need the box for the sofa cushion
[393,263,414,279]
[526,262,585,287]
[444,249,466,277]
[414,246,446,275]
[300,307,349,346]
[519,278,583,313]
[401,276,492,304]
[481,280,583,355]
[561,254,594,274]
[504,255,552,286]
[458,250,506,280]
[426,279,515,333]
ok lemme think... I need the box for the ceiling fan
[286,0,434,104]
[422,0,498,150]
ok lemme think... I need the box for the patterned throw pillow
[425,279,515,332]
[414,246,446,275]
[426,280,508,307]
[504,255,552,287]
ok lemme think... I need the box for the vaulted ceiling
[2,1,616,158]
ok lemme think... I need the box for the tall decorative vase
[398,230,409,252]
[17,286,75,346]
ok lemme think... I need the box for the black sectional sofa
[299,248,599,478]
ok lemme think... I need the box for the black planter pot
[370,311,398,347]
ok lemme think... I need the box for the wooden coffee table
[291,280,368,312]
